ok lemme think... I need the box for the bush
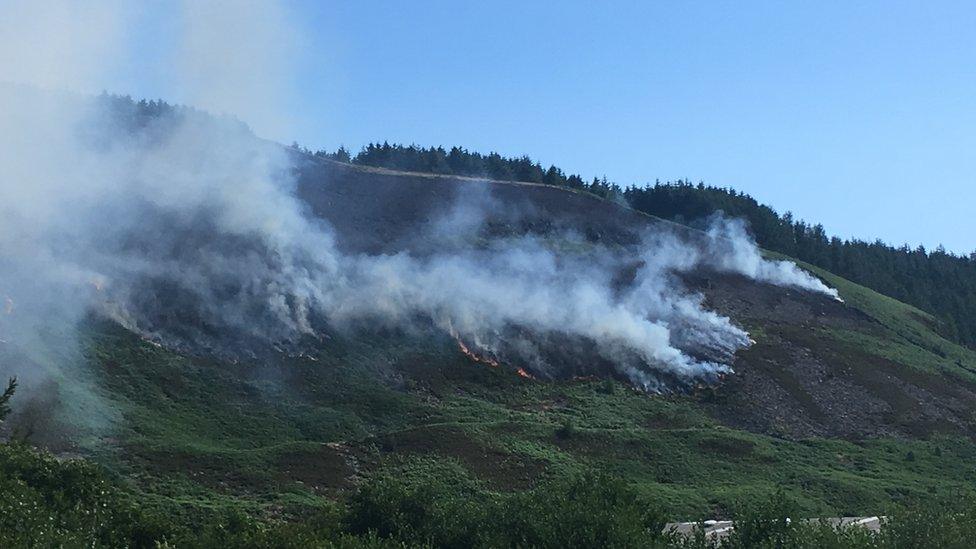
[556,417,578,440]
[673,491,883,549]
[345,469,668,548]
[718,491,799,549]
[499,472,670,548]
[876,496,976,548]
[7,440,976,549]
[0,442,169,547]
[345,468,490,548]
[597,379,617,395]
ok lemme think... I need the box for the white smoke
[703,216,841,300]
[0,1,842,409]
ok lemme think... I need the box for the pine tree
[0,377,16,424]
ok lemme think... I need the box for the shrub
[345,468,668,548]
[719,490,799,549]
[498,472,670,548]
[597,379,617,395]
[876,496,976,548]
[0,442,170,547]
[345,469,489,548]
[556,417,577,440]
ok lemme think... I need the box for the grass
[64,316,976,522]
[4,251,976,544]
[773,253,976,380]
[6,438,976,547]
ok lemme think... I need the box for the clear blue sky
[122,2,976,254]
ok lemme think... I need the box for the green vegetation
[790,257,976,378]
[4,98,973,546]
[1,255,973,545]
[19,302,970,539]
[6,441,976,547]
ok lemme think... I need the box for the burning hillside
[0,91,840,394]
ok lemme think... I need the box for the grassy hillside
[3,265,974,546]
[4,162,976,546]
[38,257,976,523]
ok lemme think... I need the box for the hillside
[296,159,976,435]
[319,143,976,350]
[2,0,975,540]
[2,86,976,544]
[5,157,976,537]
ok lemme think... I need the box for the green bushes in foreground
[0,444,671,548]
[344,470,668,548]
[3,441,976,548]
[0,442,170,547]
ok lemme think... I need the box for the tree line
[313,142,976,348]
[311,142,622,198]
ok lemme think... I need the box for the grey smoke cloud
[0,91,839,393]
[0,1,842,417]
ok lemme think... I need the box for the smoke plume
[0,1,842,424]
[703,216,840,299]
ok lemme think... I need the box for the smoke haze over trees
[311,142,976,349]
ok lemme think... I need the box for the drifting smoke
[0,0,305,438]
[0,90,839,392]
[703,216,840,299]
[0,2,842,418]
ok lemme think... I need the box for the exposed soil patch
[697,435,756,458]
[129,447,268,494]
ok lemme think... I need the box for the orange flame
[455,337,500,367]
[453,335,534,380]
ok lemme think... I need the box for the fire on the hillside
[455,336,500,367]
[453,334,534,380]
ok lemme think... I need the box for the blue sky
[118,2,975,253]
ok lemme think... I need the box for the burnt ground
[688,272,976,440]
[292,159,976,442]
[294,158,657,254]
